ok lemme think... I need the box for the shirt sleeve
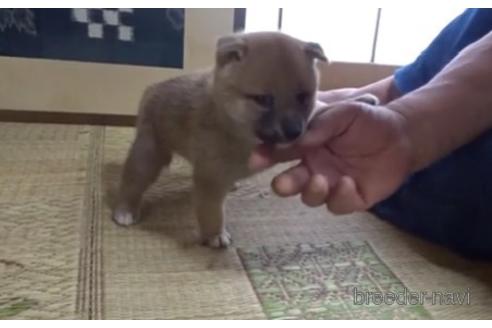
[394,9,492,95]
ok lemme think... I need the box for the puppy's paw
[202,230,232,249]
[113,207,137,226]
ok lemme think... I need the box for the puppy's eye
[297,92,311,105]
[246,94,274,108]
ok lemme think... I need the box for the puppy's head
[212,32,328,145]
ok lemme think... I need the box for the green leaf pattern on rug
[0,297,38,319]
[238,241,432,319]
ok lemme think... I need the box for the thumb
[299,102,363,148]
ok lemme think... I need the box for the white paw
[203,230,232,248]
[113,208,137,226]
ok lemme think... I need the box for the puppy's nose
[281,118,303,141]
[256,128,282,144]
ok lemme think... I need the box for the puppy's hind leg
[113,128,172,226]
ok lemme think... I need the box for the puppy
[113,31,375,248]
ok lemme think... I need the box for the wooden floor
[0,109,135,127]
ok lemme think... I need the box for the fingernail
[273,175,295,197]
[248,152,270,171]
[311,174,328,192]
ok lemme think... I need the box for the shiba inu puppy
[113,31,377,248]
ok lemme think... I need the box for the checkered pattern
[72,8,134,42]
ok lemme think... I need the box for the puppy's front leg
[193,174,231,248]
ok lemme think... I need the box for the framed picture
[0,9,235,115]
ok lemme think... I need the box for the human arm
[250,30,492,214]
[389,30,492,172]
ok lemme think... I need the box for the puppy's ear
[305,42,328,62]
[216,35,247,67]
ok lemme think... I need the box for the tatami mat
[1,122,492,319]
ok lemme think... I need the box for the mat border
[77,126,105,319]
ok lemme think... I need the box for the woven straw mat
[1,122,492,319]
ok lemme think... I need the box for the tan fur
[113,32,328,248]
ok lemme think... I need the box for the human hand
[249,101,415,214]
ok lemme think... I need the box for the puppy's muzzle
[256,117,304,145]
[280,117,303,141]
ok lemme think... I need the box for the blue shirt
[371,9,492,259]
[394,8,492,95]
